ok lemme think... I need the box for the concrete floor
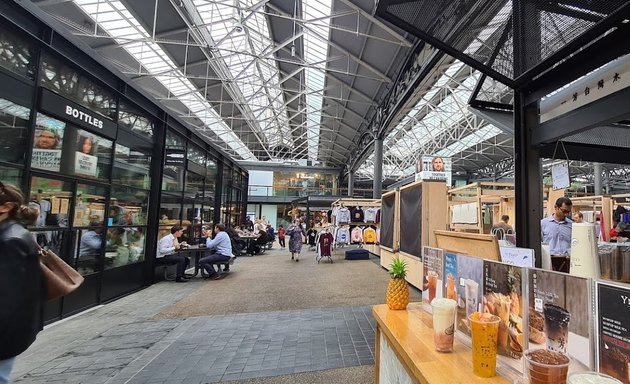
[11,245,421,383]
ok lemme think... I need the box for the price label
[535,297,543,312]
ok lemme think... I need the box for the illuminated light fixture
[291,44,296,57]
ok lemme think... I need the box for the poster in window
[75,134,98,177]
[32,126,64,172]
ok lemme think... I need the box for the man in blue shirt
[200,224,233,279]
[541,196,573,259]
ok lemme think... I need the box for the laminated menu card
[422,246,444,313]
[455,254,484,337]
[598,282,630,383]
[529,269,593,372]
[483,261,525,374]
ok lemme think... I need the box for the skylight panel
[303,0,332,163]
[73,0,255,160]
[194,0,292,149]
[437,125,502,158]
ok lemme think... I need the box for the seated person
[491,215,514,240]
[266,225,275,243]
[156,225,190,282]
[224,226,246,255]
[199,224,233,279]
[80,225,103,257]
[247,229,268,255]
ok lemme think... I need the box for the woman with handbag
[0,182,45,384]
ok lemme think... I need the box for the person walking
[278,225,286,249]
[287,220,305,262]
[0,182,45,384]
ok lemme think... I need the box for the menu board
[455,254,484,337]
[598,283,630,383]
[422,246,443,313]
[483,261,525,374]
[529,269,593,372]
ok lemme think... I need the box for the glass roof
[355,5,513,181]
[75,0,256,159]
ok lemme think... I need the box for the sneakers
[291,255,294,260]
[213,274,225,280]
[175,277,189,282]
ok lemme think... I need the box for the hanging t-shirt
[336,208,351,223]
[307,229,318,246]
[364,207,377,223]
[335,227,350,245]
[375,208,380,224]
[351,207,364,222]
[351,226,364,243]
[319,232,334,257]
[363,227,377,244]
[376,227,380,243]
[327,210,332,223]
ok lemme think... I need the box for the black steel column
[513,0,543,266]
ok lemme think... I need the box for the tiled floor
[11,248,390,384]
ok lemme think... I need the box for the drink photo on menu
[422,246,444,313]
[455,254,484,337]
[528,268,593,383]
[482,261,525,375]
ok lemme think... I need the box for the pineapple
[386,257,409,310]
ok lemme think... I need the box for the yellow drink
[469,312,501,378]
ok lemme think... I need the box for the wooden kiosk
[380,180,448,290]
[448,182,514,234]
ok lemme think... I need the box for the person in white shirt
[157,225,190,282]
[199,224,233,279]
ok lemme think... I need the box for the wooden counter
[373,303,510,384]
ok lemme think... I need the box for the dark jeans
[199,251,231,274]
[278,238,285,247]
[158,254,190,278]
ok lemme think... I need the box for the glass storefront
[0,16,247,322]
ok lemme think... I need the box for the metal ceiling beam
[336,0,411,48]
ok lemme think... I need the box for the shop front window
[0,28,36,80]
[109,186,149,226]
[75,227,103,275]
[29,176,73,229]
[40,53,117,120]
[112,144,151,189]
[0,98,30,165]
[118,102,154,138]
[73,183,106,227]
[104,226,145,269]
[0,165,23,186]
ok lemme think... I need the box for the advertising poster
[455,254,484,337]
[529,269,593,372]
[415,155,452,186]
[598,283,630,383]
[32,127,64,172]
[483,261,525,375]
[443,252,458,302]
[422,246,443,313]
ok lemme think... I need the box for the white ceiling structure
[24,0,617,186]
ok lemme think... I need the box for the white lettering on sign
[65,105,104,129]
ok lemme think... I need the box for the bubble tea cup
[431,298,457,352]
